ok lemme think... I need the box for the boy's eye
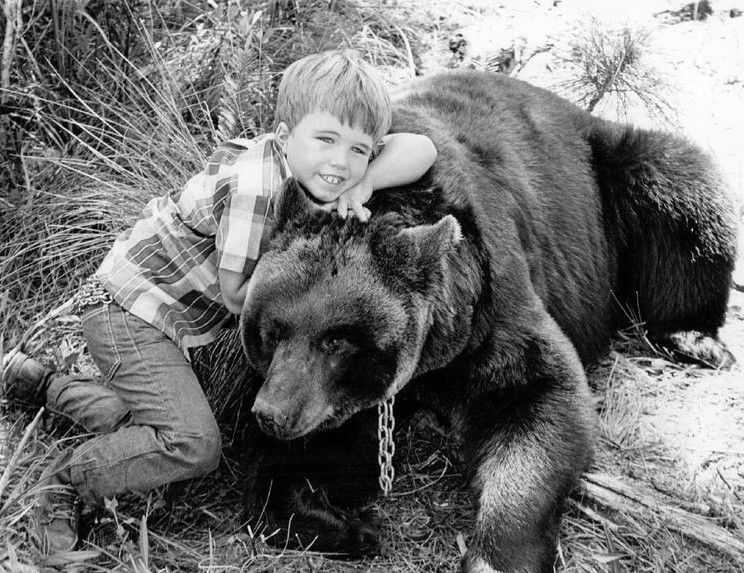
[353,146,370,156]
[317,136,333,144]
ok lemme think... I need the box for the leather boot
[36,451,81,565]
[1,348,51,407]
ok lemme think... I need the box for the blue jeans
[46,302,221,506]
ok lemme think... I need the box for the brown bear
[226,70,737,573]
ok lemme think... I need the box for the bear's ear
[398,215,462,263]
[373,215,462,287]
[274,177,318,228]
[398,215,462,272]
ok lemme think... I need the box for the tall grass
[0,3,420,568]
[1,3,214,339]
[0,0,418,341]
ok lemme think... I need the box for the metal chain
[72,275,113,314]
[377,395,395,496]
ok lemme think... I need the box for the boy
[1,49,436,563]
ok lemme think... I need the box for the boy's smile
[276,112,374,203]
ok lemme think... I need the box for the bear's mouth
[253,395,379,440]
[253,399,336,440]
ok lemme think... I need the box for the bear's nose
[252,397,288,434]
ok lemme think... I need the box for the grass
[0,0,421,339]
[4,337,743,572]
[2,1,743,571]
[2,321,744,571]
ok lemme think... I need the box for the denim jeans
[45,302,221,506]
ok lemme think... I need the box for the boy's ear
[275,122,290,150]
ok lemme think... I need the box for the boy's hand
[338,177,373,222]
[322,177,373,222]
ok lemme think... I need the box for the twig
[569,497,622,531]
[716,467,743,503]
[395,25,416,78]
[511,43,553,77]
[0,407,45,503]
[21,296,76,349]
[1,0,23,99]
[1,0,22,161]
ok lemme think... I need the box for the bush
[554,18,673,122]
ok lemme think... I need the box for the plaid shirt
[96,134,290,351]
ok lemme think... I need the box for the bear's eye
[318,334,352,355]
[319,336,342,354]
[261,320,289,353]
[262,332,278,354]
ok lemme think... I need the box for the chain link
[377,395,395,496]
[72,275,113,314]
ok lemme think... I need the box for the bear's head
[240,179,462,439]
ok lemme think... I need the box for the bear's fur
[235,70,737,573]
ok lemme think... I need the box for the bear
[224,70,737,573]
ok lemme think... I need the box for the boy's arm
[220,268,250,315]
[214,135,280,315]
[335,133,437,220]
[367,132,437,190]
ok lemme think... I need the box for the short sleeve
[216,191,271,275]
[215,136,280,276]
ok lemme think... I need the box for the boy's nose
[329,148,349,169]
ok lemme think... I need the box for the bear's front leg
[459,334,595,573]
[243,409,382,557]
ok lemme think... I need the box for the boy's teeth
[321,175,342,184]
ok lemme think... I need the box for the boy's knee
[188,426,222,474]
[192,433,222,474]
[163,425,222,476]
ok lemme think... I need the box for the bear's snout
[252,396,290,437]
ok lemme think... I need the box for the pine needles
[554,17,675,123]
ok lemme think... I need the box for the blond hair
[275,49,392,143]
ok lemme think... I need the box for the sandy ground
[411,0,744,205]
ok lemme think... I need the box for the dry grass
[3,316,744,571]
[2,1,744,571]
[0,0,421,339]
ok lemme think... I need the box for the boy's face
[276,111,374,203]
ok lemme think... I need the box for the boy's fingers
[353,203,370,223]
[337,197,349,219]
[349,200,368,222]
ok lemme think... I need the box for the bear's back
[386,71,616,363]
